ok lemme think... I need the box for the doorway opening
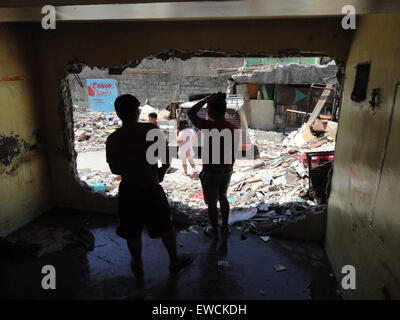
[64,52,345,239]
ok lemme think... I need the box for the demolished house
[72,60,338,243]
[220,57,340,134]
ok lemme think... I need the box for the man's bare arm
[187,96,209,120]
[156,128,171,182]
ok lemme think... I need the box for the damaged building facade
[0,1,400,300]
[226,57,339,132]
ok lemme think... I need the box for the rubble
[159,127,333,237]
[78,169,121,197]
[73,103,334,239]
[73,104,172,197]
[75,126,332,237]
[73,105,122,153]
[0,224,95,258]
[73,104,172,153]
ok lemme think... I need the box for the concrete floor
[0,209,341,300]
[76,149,202,174]
[77,150,111,172]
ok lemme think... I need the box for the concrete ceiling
[0,0,218,7]
[1,0,400,22]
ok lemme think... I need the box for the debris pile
[0,222,95,258]
[285,118,337,151]
[161,127,334,235]
[285,83,338,152]
[73,104,171,153]
[78,170,121,197]
[74,124,334,237]
[73,105,122,153]
[73,104,335,237]
[139,104,171,122]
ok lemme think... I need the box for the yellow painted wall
[0,24,52,236]
[326,14,400,299]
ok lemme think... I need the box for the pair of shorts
[117,180,173,239]
[178,147,194,161]
[199,168,233,205]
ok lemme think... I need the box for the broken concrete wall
[248,100,275,130]
[69,57,244,109]
[0,24,52,236]
[232,63,337,85]
[326,14,400,299]
[30,18,352,214]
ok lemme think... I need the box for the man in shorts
[188,93,239,239]
[106,94,192,278]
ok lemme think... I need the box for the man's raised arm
[153,126,170,183]
[187,96,210,128]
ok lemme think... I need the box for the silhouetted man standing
[188,93,239,239]
[106,94,192,278]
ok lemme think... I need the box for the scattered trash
[230,171,245,184]
[273,264,287,272]
[90,183,106,193]
[188,226,199,234]
[188,192,204,200]
[261,172,273,185]
[74,107,121,153]
[94,255,112,264]
[260,236,270,242]
[180,225,199,234]
[259,290,267,296]
[228,197,236,204]
[257,202,269,212]
[228,207,258,225]
[73,102,332,232]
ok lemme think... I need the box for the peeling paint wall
[0,25,52,236]
[326,14,400,299]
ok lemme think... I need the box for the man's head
[148,112,158,125]
[114,94,141,122]
[207,92,226,120]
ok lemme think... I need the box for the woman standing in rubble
[176,119,197,178]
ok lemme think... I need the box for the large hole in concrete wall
[60,50,345,242]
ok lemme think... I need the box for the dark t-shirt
[189,113,239,169]
[106,122,165,185]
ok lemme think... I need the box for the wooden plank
[306,84,333,125]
